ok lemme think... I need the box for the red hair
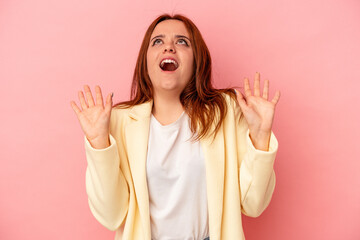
[114,13,237,141]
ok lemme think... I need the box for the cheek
[186,56,194,73]
[146,53,157,73]
[147,49,155,63]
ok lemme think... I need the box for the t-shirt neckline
[151,111,186,129]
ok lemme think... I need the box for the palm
[78,105,110,141]
[70,85,113,142]
[236,72,280,136]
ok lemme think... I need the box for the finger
[95,85,104,107]
[235,89,249,111]
[104,92,113,114]
[263,79,269,100]
[70,101,82,115]
[254,72,260,97]
[84,85,95,107]
[78,91,88,110]
[271,90,281,105]
[244,78,252,97]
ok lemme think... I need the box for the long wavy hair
[113,13,237,141]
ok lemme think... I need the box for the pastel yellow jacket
[84,93,278,240]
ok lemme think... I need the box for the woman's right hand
[70,85,113,149]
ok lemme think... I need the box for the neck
[152,92,184,125]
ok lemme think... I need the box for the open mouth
[159,59,179,71]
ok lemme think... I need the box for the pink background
[1,0,359,239]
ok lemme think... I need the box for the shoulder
[110,100,153,123]
[111,105,132,116]
[108,105,135,138]
[109,105,132,129]
[220,91,240,112]
[221,92,234,104]
[111,105,130,118]
[219,91,244,121]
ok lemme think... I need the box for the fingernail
[111,92,114,98]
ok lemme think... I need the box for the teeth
[160,59,178,68]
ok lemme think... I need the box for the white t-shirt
[146,111,209,240]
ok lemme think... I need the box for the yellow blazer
[84,93,278,240]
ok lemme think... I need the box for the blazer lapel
[200,125,225,239]
[125,100,153,238]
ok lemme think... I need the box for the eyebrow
[150,34,191,42]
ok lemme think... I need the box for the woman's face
[147,19,194,96]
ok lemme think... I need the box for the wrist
[87,135,111,149]
[249,131,271,151]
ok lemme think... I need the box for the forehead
[150,19,190,38]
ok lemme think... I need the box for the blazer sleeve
[84,110,129,231]
[233,96,279,218]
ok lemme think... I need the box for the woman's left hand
[235,72,280,151]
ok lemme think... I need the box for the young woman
[71,13,280,240]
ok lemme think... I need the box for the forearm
[239,130,278,217]
[84,134,129,230]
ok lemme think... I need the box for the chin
[154,82,184,94]
[160,84,181,92]
[151,74,190,94]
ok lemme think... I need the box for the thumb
[235,89,248,111]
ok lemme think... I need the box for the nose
[163,43,175,53]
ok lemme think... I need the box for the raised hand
[235,72,280,151]
[70,85,113,149]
